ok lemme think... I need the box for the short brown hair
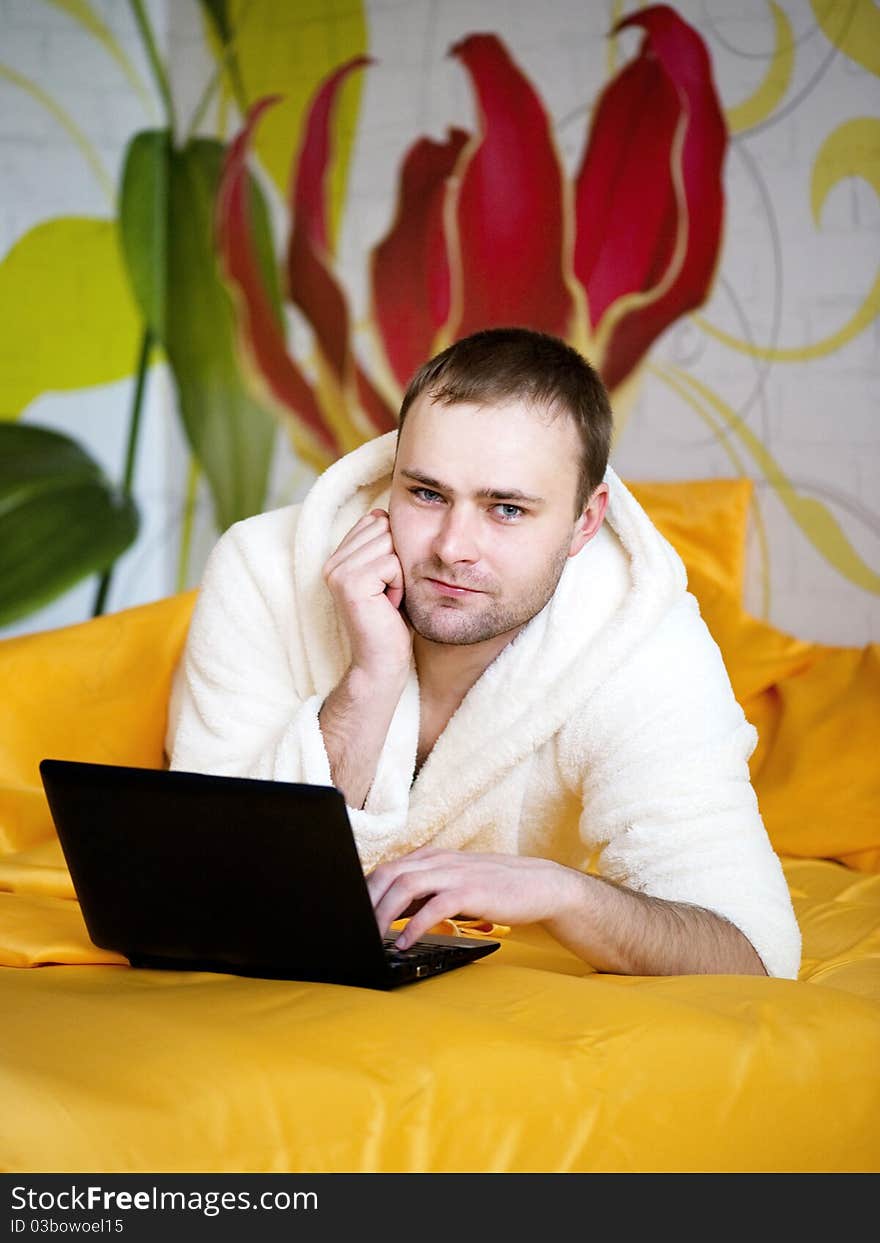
[397,327,613,515]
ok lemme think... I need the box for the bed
[2,478,878,1174]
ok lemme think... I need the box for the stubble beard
[400,541,572,647]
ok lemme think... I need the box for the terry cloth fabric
[166,430,801,980]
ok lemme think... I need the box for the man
[166,328,801,979]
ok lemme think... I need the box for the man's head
[389,328,613,648]
[397,327,613,514]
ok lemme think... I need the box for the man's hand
[367,845,768,975]
[367,847,577,949]
[318,509,413,810]
[322,508,412,682]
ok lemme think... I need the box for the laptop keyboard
[383,936,475,978]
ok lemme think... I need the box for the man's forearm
[545,868,767,976]
[318,665,407,810]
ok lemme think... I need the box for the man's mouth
[425,577,484,597]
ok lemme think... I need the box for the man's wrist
[345,660,410,703]
[541,866,607,960]
[543,864,593,925]
[317,661,409,812]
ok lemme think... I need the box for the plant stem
[92,329,152,618]
[176,456,201,593]
[185,35,238,141]
[186,0,254,141]
[128,0,177,137]
[197,0,251,112]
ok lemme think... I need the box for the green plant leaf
[118,130,172,340]
[0,423,139,626]
[119,130,278,531]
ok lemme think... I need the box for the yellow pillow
[627,477,751,601]
[627,479,880,872]
[0,591,196,856]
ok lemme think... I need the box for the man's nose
[432,504,479,564]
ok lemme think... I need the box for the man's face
[388,394,602,647]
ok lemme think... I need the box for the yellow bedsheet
[1,479,878,1173]
[1,856,878,1173]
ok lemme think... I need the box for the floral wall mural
[219,8,727,459]
[1,0,877,644]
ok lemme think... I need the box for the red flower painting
[216,4,727,470]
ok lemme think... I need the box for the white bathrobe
[166,431,802,979]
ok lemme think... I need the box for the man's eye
[413,487,443,503]
[494,504,523,521]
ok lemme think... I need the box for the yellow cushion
[628,477,752,600]
[0,592,196,857]
[745,644,880,870]
[629,479,880,871]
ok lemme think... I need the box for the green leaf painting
[0,423,139,626]
[118,131,279,532]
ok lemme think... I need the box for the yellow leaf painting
[0,219,140,418]
[219,0,367,249]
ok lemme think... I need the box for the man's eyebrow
[400,468,545,505]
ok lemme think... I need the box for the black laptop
[39,759,500,990]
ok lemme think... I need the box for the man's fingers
[396,896,430,920]
[367,852,499,943]
[352,556,406,604]
[328,532,395,579]
[337,510,387,550]
[392,893,462,949]
[367,853,453,906]
[318,505,412,681]
[373,866,473,940]
[323,508,390,566]
[325,541,401,600]
[323,515,391,575]
[373,869,440,933]
[384,554,405,610]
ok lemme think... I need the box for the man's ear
[568,483,609,558]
